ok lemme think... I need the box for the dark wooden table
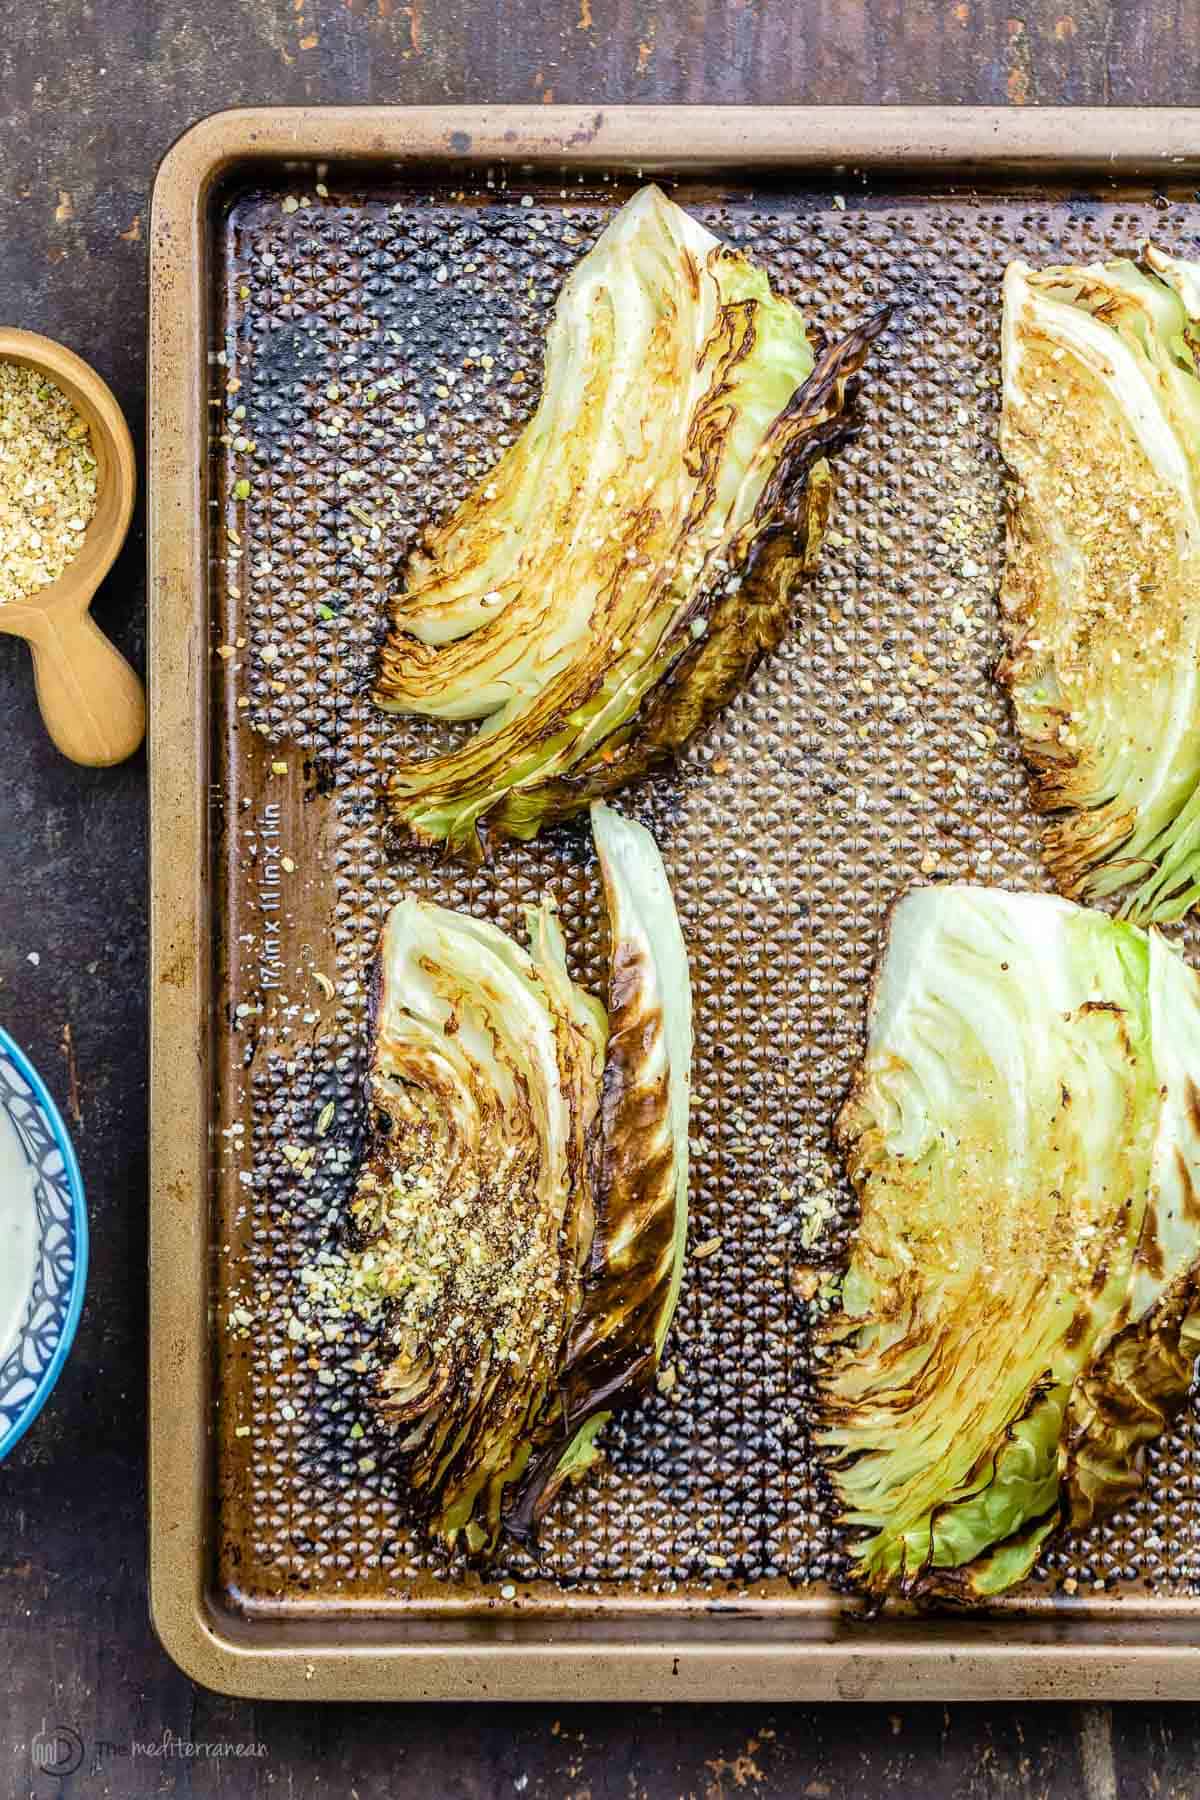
[3,4,1200,1795]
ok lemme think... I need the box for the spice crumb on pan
[789,1267,821,1304]
[0,361,98,606]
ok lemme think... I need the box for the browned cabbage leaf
[351,803,691,1553]
[505,801,692,1541]
[819,883,1200,1601]
[1000,250,1200,921]
[374,183,887,857]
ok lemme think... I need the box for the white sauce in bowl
[0,1101,38,1366]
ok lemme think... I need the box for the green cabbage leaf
[1000,250,1200,921]
[819,883,1200,1600]
[353,804,691,1553]
[505,800,693,1539]
[375,183,886,857]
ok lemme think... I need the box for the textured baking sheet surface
[210,175,1200,1619]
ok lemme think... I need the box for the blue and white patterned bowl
[0,1028,87,1461]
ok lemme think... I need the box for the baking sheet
[150,107,1200,1699]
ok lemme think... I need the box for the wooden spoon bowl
[0,328,143,767]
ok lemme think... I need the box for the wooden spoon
[0,328,143,767]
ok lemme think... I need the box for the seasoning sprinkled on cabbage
[353,804,691,1554]
[1000,250,1200,921]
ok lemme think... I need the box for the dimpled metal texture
[211,176,1200,1621]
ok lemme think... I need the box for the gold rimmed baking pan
[150,105,1200,1700]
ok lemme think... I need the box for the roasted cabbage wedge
[375,183,887,857]
[352,803,691,1553]
[819,883,1200,1601]
[1000,250,1200,922]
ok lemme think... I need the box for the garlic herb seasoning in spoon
[0,361,98,606]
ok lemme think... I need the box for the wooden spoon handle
[24,607,146,767]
